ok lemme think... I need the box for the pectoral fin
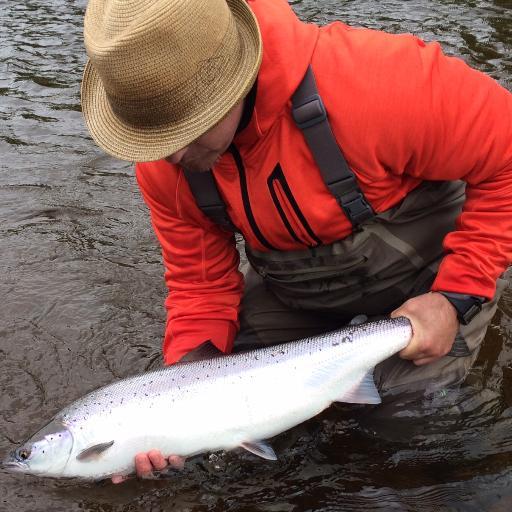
[337,370,381,405]
[240,441,277,460]
[76,440,115,462]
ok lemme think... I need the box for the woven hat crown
[81,0,262,161]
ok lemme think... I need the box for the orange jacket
[136,0,512,364]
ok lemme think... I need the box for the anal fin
[336,370,381,405]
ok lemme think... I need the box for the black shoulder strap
[183,169,238,232]
[183,65,373,232]
[291,66,374,226]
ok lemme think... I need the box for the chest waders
[184,66,507,397]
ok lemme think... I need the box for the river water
[0,1,511,511]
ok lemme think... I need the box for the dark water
[0,0,511,511]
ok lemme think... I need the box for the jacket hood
[235,0,319,147]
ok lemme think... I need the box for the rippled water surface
[1,1,511,511]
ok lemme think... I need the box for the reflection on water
[0,0,511,511]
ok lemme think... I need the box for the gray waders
[238,179,508,397]
[183,66,508,399]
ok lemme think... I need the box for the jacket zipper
[267,164,322,248]
[229,144,277,251]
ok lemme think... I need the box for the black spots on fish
[254,355,259,361]
[279,350,285,355]
[332,336,352,345]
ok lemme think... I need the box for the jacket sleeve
[368,35,512,299]
[135,160,243,365]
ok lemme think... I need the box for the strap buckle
[327,176,374,225]
[343,194,374,225]
[292,95,327,130]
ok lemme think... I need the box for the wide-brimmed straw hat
[81,0,262,162]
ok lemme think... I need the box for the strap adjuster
[292,95,327,129]
[328,175,358,197]
[341,193,374,225]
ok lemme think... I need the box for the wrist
[436,291,485,325]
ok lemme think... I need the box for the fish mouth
[1,458,28,473]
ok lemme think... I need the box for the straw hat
[81,0,262,162]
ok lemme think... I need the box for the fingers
[148,450,168,471]
[413,356,439,366]
[391,292,459,365]
[111,451,187,484]
[135,452,156,478]
[111,474,130,484]
[168,454,186,469]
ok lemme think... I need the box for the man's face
[165,101,244,172]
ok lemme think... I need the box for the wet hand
[111,450,186,484]
[391,292,459,366]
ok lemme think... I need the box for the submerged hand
[111,450,186,484]
[391,292,459,366]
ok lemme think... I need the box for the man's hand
[111,450,186,484]
[391,292,459,366]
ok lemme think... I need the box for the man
[81,0,511,481]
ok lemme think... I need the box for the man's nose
[165,147,187,165]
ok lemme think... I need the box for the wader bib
[239,180,507,395]
[184,66,507,396]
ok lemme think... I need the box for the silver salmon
[3,317,412,479]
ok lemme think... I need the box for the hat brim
[81,0,262,162]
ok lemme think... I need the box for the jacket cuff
[163,320,238,365]
[431,255,497,301]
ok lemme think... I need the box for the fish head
[3,418,74,477]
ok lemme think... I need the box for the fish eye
[15,448,31,461]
